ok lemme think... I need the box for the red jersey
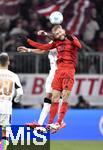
[27,36,82,69]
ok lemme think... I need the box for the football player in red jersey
[21,25,82,131]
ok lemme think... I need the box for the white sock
[38,103,51,125]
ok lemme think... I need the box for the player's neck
[0,65,8,69]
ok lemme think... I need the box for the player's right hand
[37,30,47,36]
[17,46,28,53]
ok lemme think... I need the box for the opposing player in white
[17,43,66,133]
[0,53,23,150]
[38,48,58,126]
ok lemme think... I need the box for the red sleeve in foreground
[27,39,54,50]
[72,36,82,49]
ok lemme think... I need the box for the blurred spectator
[92,0,103,30]
[0,17,10,32]
[88,59,97,74]
[10,18,28,36]
[83,8,100,46]
[96,31,103,52]
[3,36,17,52]
[75,95,90,109]
[3,35,23,52]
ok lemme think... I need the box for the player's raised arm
[66,33,82,49]
[72,36,82,49]
[17,46,46,54]
[14,75,23,103]
[18,35,54,50]
[27,38,54,50]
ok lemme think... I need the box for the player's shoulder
[72,34,79,40]
[8,70,19,79]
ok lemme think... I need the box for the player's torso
[48,48,57,70]
[54,38,78,67]
[0,69,16,101]
[0,69,17,114]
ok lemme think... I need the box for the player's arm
[18,35,54,50]
[14,75,23,103]
[17,46,46,54]
[72,36,82,49]
[27,38,54,50]
[66,33,82,49]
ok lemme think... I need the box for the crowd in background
[0,0,103,74]
[0,0,52,52]
[0,0,103,52]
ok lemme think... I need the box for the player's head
[0,52,10,68]
[52,25,66,40]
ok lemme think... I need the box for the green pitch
[50,141,103,150]
[7,140,103,150]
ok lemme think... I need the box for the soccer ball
[49,11,63,25]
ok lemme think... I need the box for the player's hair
[0,53,9,66]
[51,25,62,34]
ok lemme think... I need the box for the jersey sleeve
[27,39,54,50]
[72,36,82,49]
[13,74,23,103]
[15,74,23,95]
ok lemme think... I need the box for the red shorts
[52,68,75,91]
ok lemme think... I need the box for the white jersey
[0,69,23,114]
[48,48,57,70]
[45,49,57,93]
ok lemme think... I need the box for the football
[49,11,63,25]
